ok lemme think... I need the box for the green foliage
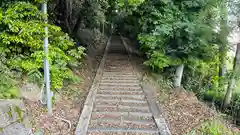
[186,120,240,135]
[76,28,106,49]
[0,48,19,99]
[115,0,225,103]
[144,51,173,71]
[79,0,107,29]
[117,0,144,7]
[137,0,218,65]
[114,0,240,126]
[0,1,85,95]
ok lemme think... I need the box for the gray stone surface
[21,83,41,101]
[0,99,32,135]
[1,123,31,135]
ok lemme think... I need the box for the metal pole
[42,3,52,115]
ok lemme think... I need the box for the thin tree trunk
[72,15,82,35]
[102,22,105,35]
[223,43,240,109]
[218,0,228,89]
[219,52,227,77]
[64,0,71,33]
[174,64,184,88]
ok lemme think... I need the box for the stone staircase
[75,36,170,135]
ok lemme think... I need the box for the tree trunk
[223,43,240,109]
[64,0,72,34]
[72,15,82,35]
[218,0,228,89]
[174,64,184,88]
[55,0,72,34]
[102,22,105,35]
[219,52,227,77]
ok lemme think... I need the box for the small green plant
[186,120,240,135]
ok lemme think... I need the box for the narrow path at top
[76,36,161,135]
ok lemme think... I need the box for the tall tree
[218,0,229,89]
[223,43,240,108]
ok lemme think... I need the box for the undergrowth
[186,120,240,135]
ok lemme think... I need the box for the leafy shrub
[0,49,19,99]
[186,120,240,135]
[144,51,173,71]
[0,2,85,93]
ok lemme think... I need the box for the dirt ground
[24,40,106,135]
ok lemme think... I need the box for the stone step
[91,112,121,120]
[89,120,156,130]
[98,89,143,93]
[100,80,139,83]
[91,111,153,118]
[96,94,145,100]
[122,121,157,129]
[118,105,149,111]
[102,72,135,76]
[95,98,148,105]
[94,104,149,110]
[91,112,155,123]
[99,82,139,87]
[87,128,159,134]
[94,105,150,113]
[95,100,148,107]
[101,76,138,80]
[97,91,144,95]
[90,118,154,126]
[99,86,142,91]
[88,122,120,128]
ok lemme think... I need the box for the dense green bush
[0,50,19,99]
[0,1,85,97]
[114,0,223,96]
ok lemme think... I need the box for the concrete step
[97,91,144,95]
[87,128,159,134]
[99,82,140,87]
[98,89,143,93]
[94,104,149,110]
[95,99,148,107]
[101,76,138,80]
[95,99,148,106]
[96,94,145,100]
[102,72,135,76]
[94,105,150,113]
[100,80,139,83]
[99,86,142,91]
[91,111,153,118]
[91,118,154,126]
